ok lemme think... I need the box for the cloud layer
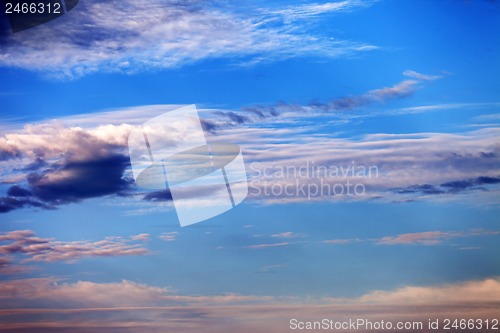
[1,99,499,213]
[0,277,498,332]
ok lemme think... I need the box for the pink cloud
[0,230,150,264]
[0,277,498,333]
[377,229,499,246]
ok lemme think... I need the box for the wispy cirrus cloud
[217,70,441,125]
[269,0,376,20]
[245,242,290,249]
[0,0,377,78]
[271,231,305,239]
[402,69,442,81]
[321,238,360,245]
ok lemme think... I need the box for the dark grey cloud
[200,119,219,133]
[0,196,50,213]
[209,74,436,130]
[0,148,21,161]
[1,154,133,214]
[7,185,32,197]
[397,184,445,195]
[27,154,132,205]
[441,176,500,192]
[143,190,173,202]
[214,111,249,124]
[395,176,500,197]
[22,157,48,172]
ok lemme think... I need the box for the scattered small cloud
[258,264,287,273]
[321,238,361,245]
[245,242,289,249]
[130,233,150,242]
[0,230,150,264]
[270,0,375,20]
[271,231,305,239]
[159,232,178,242]
[376,229,500,246]
[403,70,442,81]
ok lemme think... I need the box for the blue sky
[0,0,499,332]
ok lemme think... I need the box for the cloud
[317,78,426,112]
[270,0,375,20]
[0,277,498,332]
[357,278,500,304]
[6,185,32,197]
[229,123,500,203]
[245,242,289,249]
[318,229,500,247]
[271,232,305,239]
[0,230,150,264]
[26,154,132,204]
[403,70,442,81]
[0,256,34,275]
[395,176,500,196]
[0,0,376,78]
[0,154,132,212]
[377,231,462,245]
[159,232,178,242]
[211,70,441,127]
[0,122,133,162]
[130,233,150,242]
[376,229,500,246]
[258,264,287,273]
[441,176,500,192]
[0,196,51,213]
[321,238,360,245]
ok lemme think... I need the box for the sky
[0,0,499,332]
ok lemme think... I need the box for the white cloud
[159,232,178,242]
[321,238,360,245]
[0,0,377,78]
[271,231,305,239]
[270,0,375,19]
[245,242,289,249]
[403,70,442,81]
